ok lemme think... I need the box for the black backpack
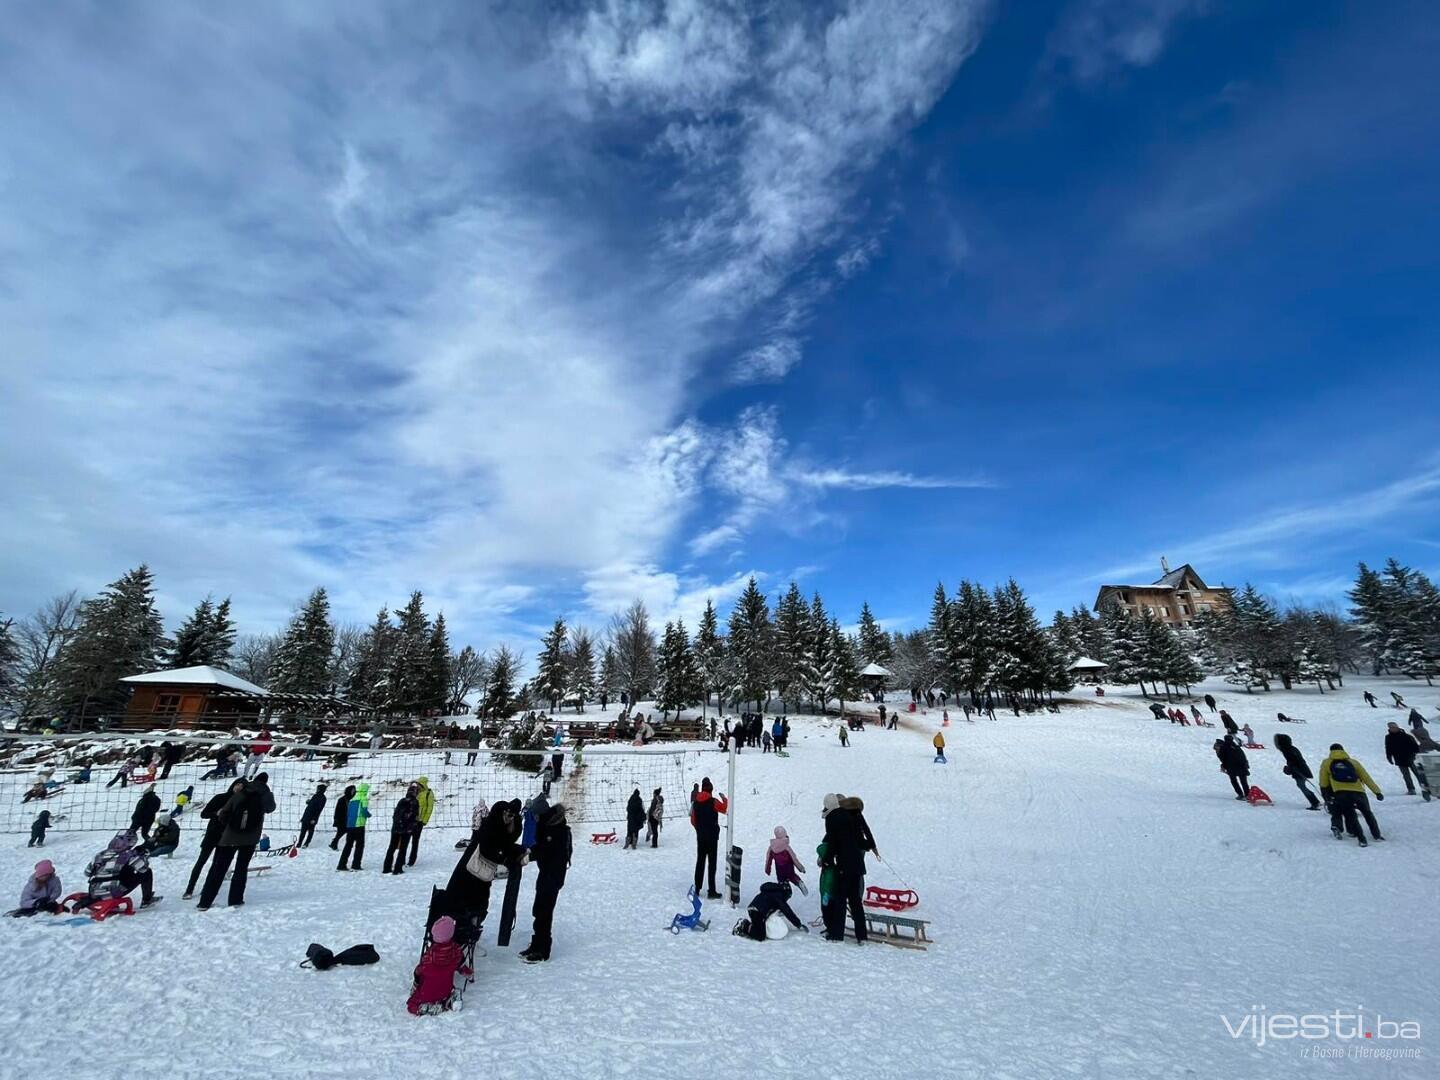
[1329,757,1358,784]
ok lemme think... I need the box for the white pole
[726,738,737,906]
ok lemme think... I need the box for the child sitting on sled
[765,826,809,896]
[407,915,473,1015]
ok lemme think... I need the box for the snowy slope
[2,677,1436,1079]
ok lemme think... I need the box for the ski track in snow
[2,677,1437,1079]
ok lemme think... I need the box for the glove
[1375,793,1384,801]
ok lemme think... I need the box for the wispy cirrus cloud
[796,468,998,491]
[1047,0,1208,84]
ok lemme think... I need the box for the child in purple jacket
[764,826,809,896]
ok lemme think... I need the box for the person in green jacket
[408,776,436,867]
[1318,744,1385,846]
[338,783,371,871]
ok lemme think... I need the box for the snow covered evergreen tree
[479,645,521,720]
[772,582,811,711]
[829,619,863,717]
[271,587,337,698]
[426,613,453,714]
[927,583,962,700]
[536,616,570,714]
[727,577,772,712]
[567,627,596,711]
[166,597,216,669]
[1098,600,1144,691]
[952,581,995,700]
[655,619,702,718]
[348,606,395,707]
[1348,562,1392,674]
[856,601,893,666]
[693,599,726,717]
[806,593,835,710]
[0,616,18,712]
[56,565,166,718]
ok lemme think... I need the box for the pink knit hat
[34,860,55,877]
[431,915,456,944]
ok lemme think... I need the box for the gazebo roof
[859,662,892,677]
[120,665,268,695]
[1069,656,1109,671]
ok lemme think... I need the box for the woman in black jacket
[446,798,523,925]
[822,795,877,943]
[1272,733,1322,809]
[185,780,243,898]
[299,783,327,848]
[521,803,573,963]
[197,773,275,910]
[1216,737,1250,800]
[383,784,421,874]
[624,788,644,849]
[646,788,664,848]
[329,785,354,850]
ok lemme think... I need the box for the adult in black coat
[299,783,327,848]
[690,778,728,898]
[330,785,354,850]
[1219,711,1239,737]
[130,787,162,841]
[185,780,243,898]
[624,788,645,850]
[823,795,877,943]
[1272,733,1321,810]
[1204,693,1217,713]
[159,740,184,779]
[446,798,523,925]
[522,803,573,962]
[1384,723,1425,796]
[1216,737,1250,800]
[383,784,421,874]
[197,773,275,909]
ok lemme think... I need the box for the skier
[1384,723,1427,798]
[185,780,243,899]
[1204,693,1217,713]
[329,785,354,850]
[446,798,523,926]
[933,730,946,763]
[243,728,271,780]
[734,881,806,941]
[197,771,274,909]
[337,783,371,871]
[145,811,181,857]
[1214,737,1251,801]
[298,782,327,848]
[646,788,664,849]
[1272,733,1322,810]
[1319,744,1385,846]
[624,788,645,850]
[15,859,62,915]
[822,794,877,944]
[765,825,808,896]
[84,831,157,908]
[407,915,472,1014]
[1363,690,1378,708]
[1220,711,1239,737]
[520,802,573,963]
[130,785,162,842]
[28,810,52,848]
[384,783,421,875]
[409,776,436,866]
[690,778,729,899]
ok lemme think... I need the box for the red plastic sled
[1247,786,1273,806]
[60,893,135,921]
[1244,742,1266,750]
[591,831,618,845]
[863,886,920,911]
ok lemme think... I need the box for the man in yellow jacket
[408,776,437,867]
[1318,744,1385,846]
[933,731,946,764]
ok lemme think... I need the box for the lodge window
[154,694,181,717]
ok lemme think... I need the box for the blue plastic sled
[668,887,710,933]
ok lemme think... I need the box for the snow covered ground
[3,676,1437,1079]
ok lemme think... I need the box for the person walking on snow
[646,788,664,848]
[29,810,52,848]
[1408,709,1431,738]
[185,780,242,898]
[243,728,271,780]
[130,785,161,842]
[1390,691,1405,709]
[1214,737,1251,801]
[838,725,849,748]
[933,730,946,763]
[1219,711,1239,737]
[520,802,573,963]
[1319,744,1385,846]
[1363,690,1378,708]
[409,776,436,866]
[330,785,354,850]
[1203,693,1217,713]
[337,783,371,871]
[822,795,877,944]
[1272,733,1322,810]
[1190,704,1204,724]
[384,783,421,874]
[1385,723,1428,799]
[198,772,274,909]
[299,783,327,848]
[765,826,808,896]
[690,778,729,899]
[624,788,645,850]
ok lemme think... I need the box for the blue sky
[3,0,1438,651]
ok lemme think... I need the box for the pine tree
[427,613,453,714]
[694,599,725,717]
[271,587,337,697]
[1099,600,1144,690]
[166,597,217,669]
[856,601,893,666]
[1348,562,1392,674]
[727,577,772,712]
[480,645,521,721]
[536,617,570,714]
[829,619,863,718]
[599,644,619,710]
[568,627,596,711]
[805,593,835,711]
[206,597,237,668]
[0,616,18,710]
[655,620,702,718]
[56,565,166,718]
[348,607,394,707]
[926,583,956,698]
[378,591,433,714]
[952,582,995,700]
[772,582,811,711]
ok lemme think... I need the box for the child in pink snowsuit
[765,826,808,896]
[407,915,471,1015]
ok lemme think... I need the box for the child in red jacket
[407,915,472,1015]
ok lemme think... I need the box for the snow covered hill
[3,677,1436,1079]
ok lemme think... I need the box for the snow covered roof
[120,666,268,695]
[860,662,892,677]
[1069,656,1109,670]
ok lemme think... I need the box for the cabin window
[154,693,181,717]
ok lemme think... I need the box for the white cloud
[797,468,998,491]
[734,337,802,382]
[581,561,755,628]
[1048,0,1207,83]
